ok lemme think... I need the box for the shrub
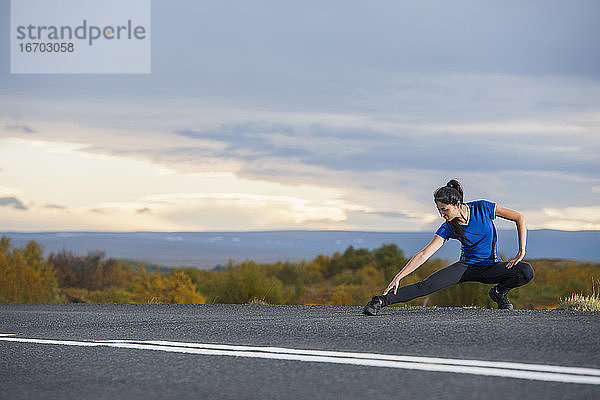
[0,237,60,303]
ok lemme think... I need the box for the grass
[557,279,600,311]
[245,297,270,305]
[557,293,600,311]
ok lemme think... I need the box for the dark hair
[434,179,473,244]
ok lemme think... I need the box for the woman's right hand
[381,237,442,296]
[383,273,402,295]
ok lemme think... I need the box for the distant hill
[2,230,599,269]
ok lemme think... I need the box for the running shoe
[489,286,514,310]
[362,296,384,316]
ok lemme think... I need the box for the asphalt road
[1,304,599,399]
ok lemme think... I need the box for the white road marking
[1,334,599,385]
[100,339,600,377]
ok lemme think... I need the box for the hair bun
[446,179,464,198]
[434,179,465,204]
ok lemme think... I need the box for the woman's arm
[383,235,445,295]
[495,205,527,268]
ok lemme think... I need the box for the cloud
[142,192,358,228]
[5,124,35,134]
[3,101,598,231]
[3,1,598,103]
[0,197,28,210]
[364,211,416,219]
[541,206,600,230]
[1,58,599,234]
[0,1,597,232]
[43,204,67,210]
[172,121,600,179]
[544,206,600,222]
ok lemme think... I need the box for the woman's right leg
[381,262,468,306]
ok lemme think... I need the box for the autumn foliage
[0,237,60,303]
[0,237,203,304]
[1,235,598,309]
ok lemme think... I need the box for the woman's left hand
[506,252,525,269]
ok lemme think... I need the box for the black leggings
[381,261,534,306]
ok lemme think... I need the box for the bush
[0,237,61,303]
[130,268,205,304]
[206,261,282,304]
[3,236,600,309]
[61,287,132,303]
[48,249,134,291]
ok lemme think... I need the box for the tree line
[1,236,598,309]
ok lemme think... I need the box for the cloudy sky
[1,0,599,232]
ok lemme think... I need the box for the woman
[362,179,534,315]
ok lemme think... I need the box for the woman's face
[435,201,461,221]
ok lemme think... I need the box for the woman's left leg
[459,261,534,291]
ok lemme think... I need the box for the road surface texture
[1,304,599,399]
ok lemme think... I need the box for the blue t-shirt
[434,199,501,266]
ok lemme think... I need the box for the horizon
[2,227,599,234]
[3,229,599,266]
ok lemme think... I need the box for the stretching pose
[363,179,534,315]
